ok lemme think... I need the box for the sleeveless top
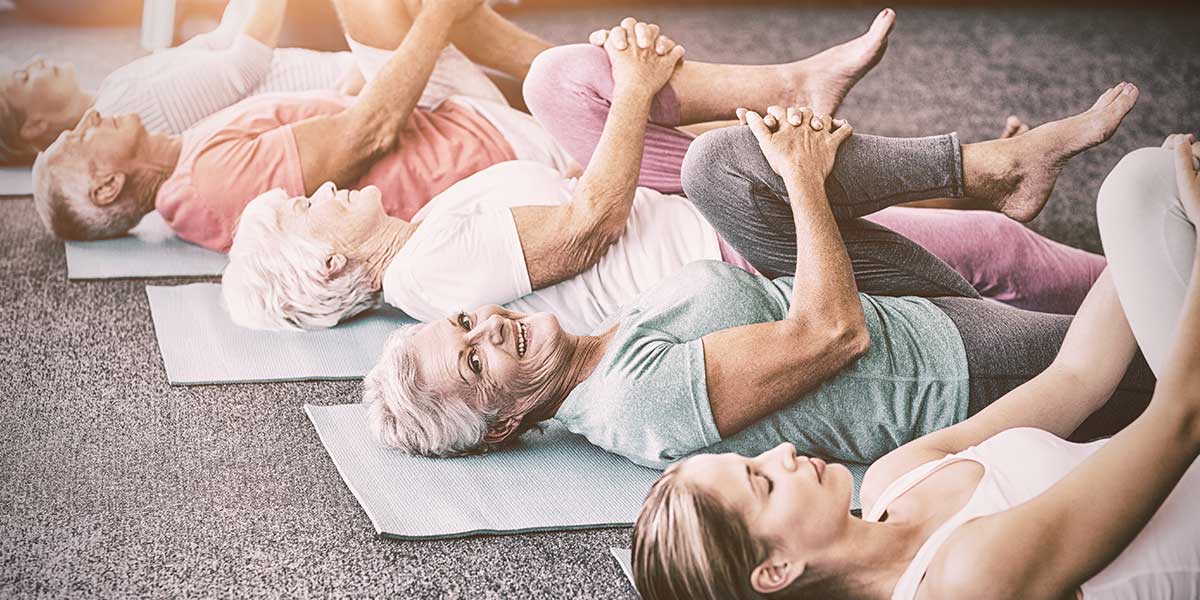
[866,427,1200,600]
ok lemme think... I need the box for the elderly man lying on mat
[356,41,1151,472]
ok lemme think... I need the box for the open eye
[467,349,482,374]
[457,312,473,330]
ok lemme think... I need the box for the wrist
[611,84,656,107]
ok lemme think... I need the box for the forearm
[344,7,456,153]
[448,6,552,80]
[780,173,864,330]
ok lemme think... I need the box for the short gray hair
[363,324,502,456]
[31,148,145,240]
[222,189,380,331]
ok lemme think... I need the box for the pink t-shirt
[155,91,516,252]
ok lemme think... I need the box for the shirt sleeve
[146,34,275,134]
[384,207,533,321]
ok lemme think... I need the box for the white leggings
[1098,147,1199,375]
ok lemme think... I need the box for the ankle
[961,140,1021,207]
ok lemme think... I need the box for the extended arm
[292,2,477,192]
[510,21,683,290]
[702,107,866,436]
[927,140,1200,600]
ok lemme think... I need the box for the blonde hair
[632,463,766,600]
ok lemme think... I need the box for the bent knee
[1097,147,1179,225]
[523,44,610,116]
[680,125,761,205]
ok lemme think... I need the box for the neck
[362,216,419,290]
[125,132,183,215]
[533,325,617,421]
[817,515,936,599]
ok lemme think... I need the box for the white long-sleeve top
[93,31,354,135]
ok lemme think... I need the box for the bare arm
[703,107,866,436]
[238,0,287,48]
[510,21,683,290]
[292,3,473,193]
[862,270,1138,508]
[928,141,1200,600]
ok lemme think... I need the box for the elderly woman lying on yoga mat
[223,17,1114,333]
[1,0,365,167]
[629,136,1200,600]
[359,69,1152,475]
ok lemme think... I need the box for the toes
[1002,115,1023,138]
[871,8,896,36]
[1110,82,1139,113]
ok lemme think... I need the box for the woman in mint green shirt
[362,95,1152,474]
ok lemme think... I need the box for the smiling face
[409,305,573,429]
[681,443,855,573]
[254,182,389,258]
[2,57,86,145]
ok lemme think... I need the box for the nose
[468,314,507,347]
[765,443,798,472]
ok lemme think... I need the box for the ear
[750,555,805,596]
[89,171,126,207]
[20,117,47,143]
[482,416,523,445]
[324,254,347,277]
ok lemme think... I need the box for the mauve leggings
[523,44,1107,314]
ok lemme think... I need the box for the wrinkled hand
[592,17,685,97]
[739,105,853,183]
[421,0,486,23]
[588,19,680,57]
[1165,133,1200,224]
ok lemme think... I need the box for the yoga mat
[65,213,228,279]
[147,283,415,385]
[0,166,33,196]
[610,548,639,596]
[306,403,661,540]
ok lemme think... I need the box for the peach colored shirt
[155,91,515,252]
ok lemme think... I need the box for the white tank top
[866,427,1200,600]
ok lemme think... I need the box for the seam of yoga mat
[170,374,366,387]
[375,523,634,542]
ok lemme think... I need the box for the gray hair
[222,189,380,331]
[31,149,145,240]
[362,324,502,456]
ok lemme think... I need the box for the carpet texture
[1,5,1198,598]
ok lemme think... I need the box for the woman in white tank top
[629,135,1200,600]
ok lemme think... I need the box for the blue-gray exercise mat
[146,283,415,385]
[610,548,639,596]
[65,213,228,279]
[0,166,32,196]
[306,403,662,540]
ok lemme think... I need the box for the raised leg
[1098,146,1199,375]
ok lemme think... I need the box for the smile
[516,321,528,357]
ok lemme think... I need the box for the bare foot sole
[978,83,1139,222]
[789,8,895,116]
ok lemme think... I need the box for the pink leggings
[523,44,1107,315]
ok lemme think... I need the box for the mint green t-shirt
[553,261,970,470]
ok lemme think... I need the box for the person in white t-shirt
[220,19,1123,334]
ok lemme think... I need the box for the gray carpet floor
[2,5,1198,598]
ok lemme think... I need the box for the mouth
[811,458,826,483]
[515,321,528,357]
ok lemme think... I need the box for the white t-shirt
[382,161,723,334]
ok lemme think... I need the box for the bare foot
[965,83,1139,222]
[1001,115,1030,139]
[787,8,895,116]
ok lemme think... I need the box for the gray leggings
[681,126,1153,436]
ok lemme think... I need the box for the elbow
[838,317,871,362]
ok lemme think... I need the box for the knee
[1097,147,1178,227]
[681,125,763,211]
[523,44,610,118]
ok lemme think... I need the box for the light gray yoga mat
[65,213,228,279]
[147,283,415,385]
[306,403,661,540]
[0,166,32,196]
[610,548,639,596]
